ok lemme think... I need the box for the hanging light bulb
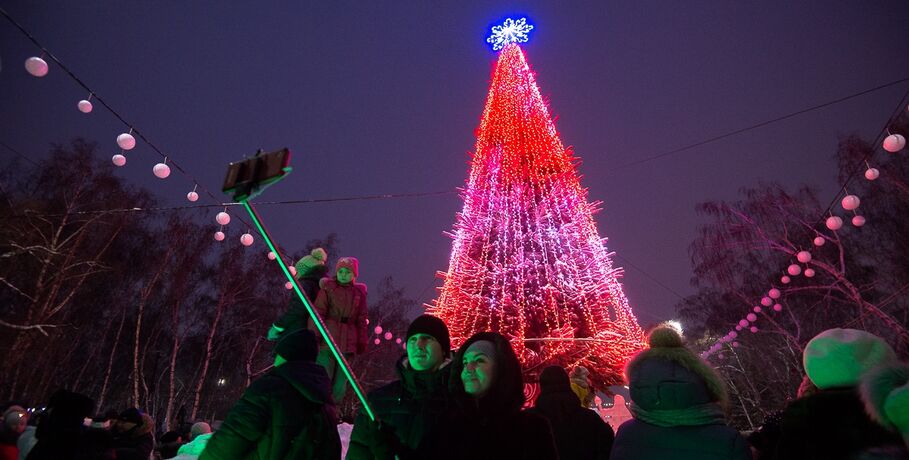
[117,133,136,150]
[25,57,48,77]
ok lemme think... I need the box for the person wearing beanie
[310,256,368,403]
[347,315,453,459]
[611,325,751,460]
[527,365,615,460]
[172,422,213,459]
[418,331,559,460]
[112,408,155,460]
[268,247,330,341]
[773,328,903,459]
[200,329,341,459]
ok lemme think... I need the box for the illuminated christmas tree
[429,19,645,388]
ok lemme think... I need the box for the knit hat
[117,408,144,425]
[336,257,359,278]
[3,406,26,428]
[190,421,212,439]
[625,325,729,410]
[803,328,896,389]
[406,314,451,357]
[295,248,327,277]
[275,329,319,362]
[539,365,572,393]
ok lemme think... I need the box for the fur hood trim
[626,326,729,407]
[319,277,367,294]
[860,362,909,443]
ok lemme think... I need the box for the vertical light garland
[429,43,646,387]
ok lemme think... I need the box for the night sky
[2,2,908,325]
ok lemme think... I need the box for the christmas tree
[429,19,645,388]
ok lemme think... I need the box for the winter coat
[347,356,451,459]
[16,426,35,460]
[611,327,751,460]
[173,432,213,459]
[275,265,329,334]
[310,278,367,355]
[199,360,341,460]
[773,387,903,460]
[419,332,559,460]
[111,414,155,460]
[527,385,614,460]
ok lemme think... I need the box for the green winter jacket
[199,361,340,460]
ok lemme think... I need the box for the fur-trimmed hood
[318,277,367,294]
[625,326,729,411]
[860,362,909,448]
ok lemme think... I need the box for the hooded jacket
[274,265,330,334]
[111,413,154,460]
[199,360,340,460]
[527,366,614,460]
[420,332,559,460]
[611,327,751,460]
[311,278,367,354]
[347,354,452,459]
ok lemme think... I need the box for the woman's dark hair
[449,331,525,414]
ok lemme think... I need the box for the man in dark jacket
[347,315,452,459]
[111,408,155,460]
[528,365,614,460]
[200,329,341,460]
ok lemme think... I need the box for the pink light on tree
[428,38,645,388]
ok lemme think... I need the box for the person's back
[611,326,751,460]
[200,329,340,460]
[528,366,613,460]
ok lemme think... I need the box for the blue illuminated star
[486,17,534,51]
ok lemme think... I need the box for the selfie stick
[226,150,376,421]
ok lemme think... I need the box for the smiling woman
[416,331,559,459]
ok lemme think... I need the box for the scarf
[630,401,726,427]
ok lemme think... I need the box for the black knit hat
[539,365,571,393]
[275,329,319,362]
[406,315,451,357]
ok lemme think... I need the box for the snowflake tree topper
[486,17,534,51]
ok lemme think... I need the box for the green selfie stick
[224,149,375,422]
[240,199,376,421]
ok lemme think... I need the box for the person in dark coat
[419,331,559,460]
[269,248,330,341]
[111,408,155,460]
[347,314,453,459]
[773,328,904,460]
[528,365,614,460]
[199,329,340,460]
[611,325,751,460]
[26,389,110,460]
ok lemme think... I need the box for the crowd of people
[3,250,908,459]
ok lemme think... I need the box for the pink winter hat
[803,328,896,389]
[336,257,359,278]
